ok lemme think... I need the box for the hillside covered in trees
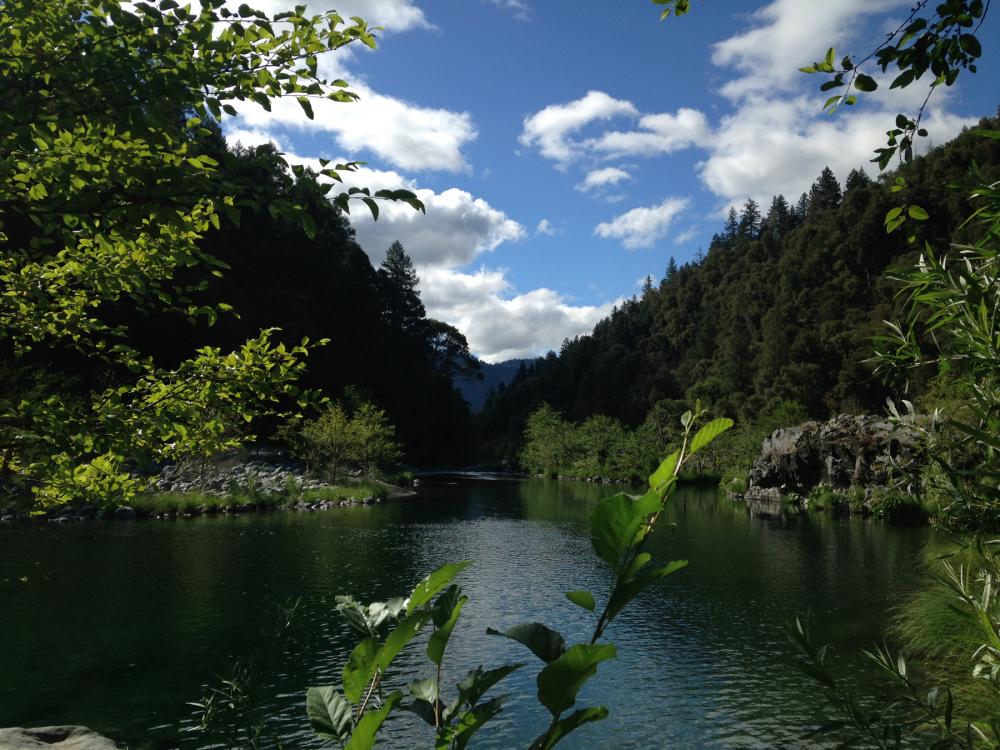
[476,114,1000,466]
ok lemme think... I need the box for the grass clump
[300,481,388,504]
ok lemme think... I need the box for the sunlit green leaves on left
[0,0,422,509]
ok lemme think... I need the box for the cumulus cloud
[245,0,433,32]
[320,164,526,267]
[519,91,638,164]
[234,82,477,172]
[576,167,631,192]
[711,0,904,101]
[420,268,620,362]
[586,108,711,158]
[698,0,974,206]
[698,96,969,206]
[595,197,690,249]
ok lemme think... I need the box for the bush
[284,401,402,482]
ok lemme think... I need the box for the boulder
[748,414,918,495]
[0,726,119,749]
[112,506,136,521]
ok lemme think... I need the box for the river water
[0,476,932,748]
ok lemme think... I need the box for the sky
[225,0,999,363]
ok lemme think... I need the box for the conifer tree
[737,197,762,239]
[808,167,843,212]
[724,206,739,242]
[377,241,426,334]
[764,195,791,239]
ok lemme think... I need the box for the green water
[0,477,931,748]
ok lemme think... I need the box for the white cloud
[688,0,974,205]
[234,82,476,172]
[245,0,432,32]
[595,197,690,249]
[711,0,904,101]
[534,219,559,236]
[586,108,711,158]
[674,226,700,245]
[330,165,526,267]
[519,91,638,165]
[698,93,971,208]
[420,268,620,362]
[576,167,631,192]
[487,0,530,19]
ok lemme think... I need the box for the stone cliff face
[747,414,919,496]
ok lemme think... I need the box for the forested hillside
[3,128,477,474]
[477,114,1000,465]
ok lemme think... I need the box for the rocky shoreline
[0,449,413,524]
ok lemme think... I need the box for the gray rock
[0,726,119,749]
[0,514,15,523]
[747,414,919,496]
[112,506,136,521]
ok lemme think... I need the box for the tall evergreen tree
[845,168,872,192]
[377,241,426,333]
[724,206,739,242]
[665,256,679,281]
[764,195,791,239]
[738,197,762,239]
[808,167,843,212]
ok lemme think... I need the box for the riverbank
[0,449,415,523]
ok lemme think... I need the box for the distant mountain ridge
[456,358,536,412]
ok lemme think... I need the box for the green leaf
[590,491,661,566]
[531,706,609,750]
[345,691,402,750]
[409,561,471,613]
[854,73,878,92]
[565,590,596,612]
[606,560,688,622]
[342,638,377,703]
[448,664,522,720]
[536,644,616,716]
[452,697,507,750]
[297,96,314,119]
[648,450,680,493]
[408,677,438,705]
[487,622,565,663]
[375,611,429,672]
[306,686,353,742]
[960,34,982,57]
[689,417,734,454]
[427,591,466,666]
[300,212,316,239]
[362,196,379,220]
[908,204,929,221]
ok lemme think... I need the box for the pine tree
[764,195,791,239]
[793,192,809,224]
[737,197,762,239]
[845,167,871,193]
[665,256,679,281]
[724,206,739,242]
[377,240,426,333]
[808,166,842,212]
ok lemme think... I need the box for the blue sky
[227,0,999,362]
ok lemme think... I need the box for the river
[0,476,932,748]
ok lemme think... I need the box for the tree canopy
[0,0,421,508]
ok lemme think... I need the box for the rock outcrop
[0,726,118,749]
[154,448,325,495]
[747,414,919,496]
